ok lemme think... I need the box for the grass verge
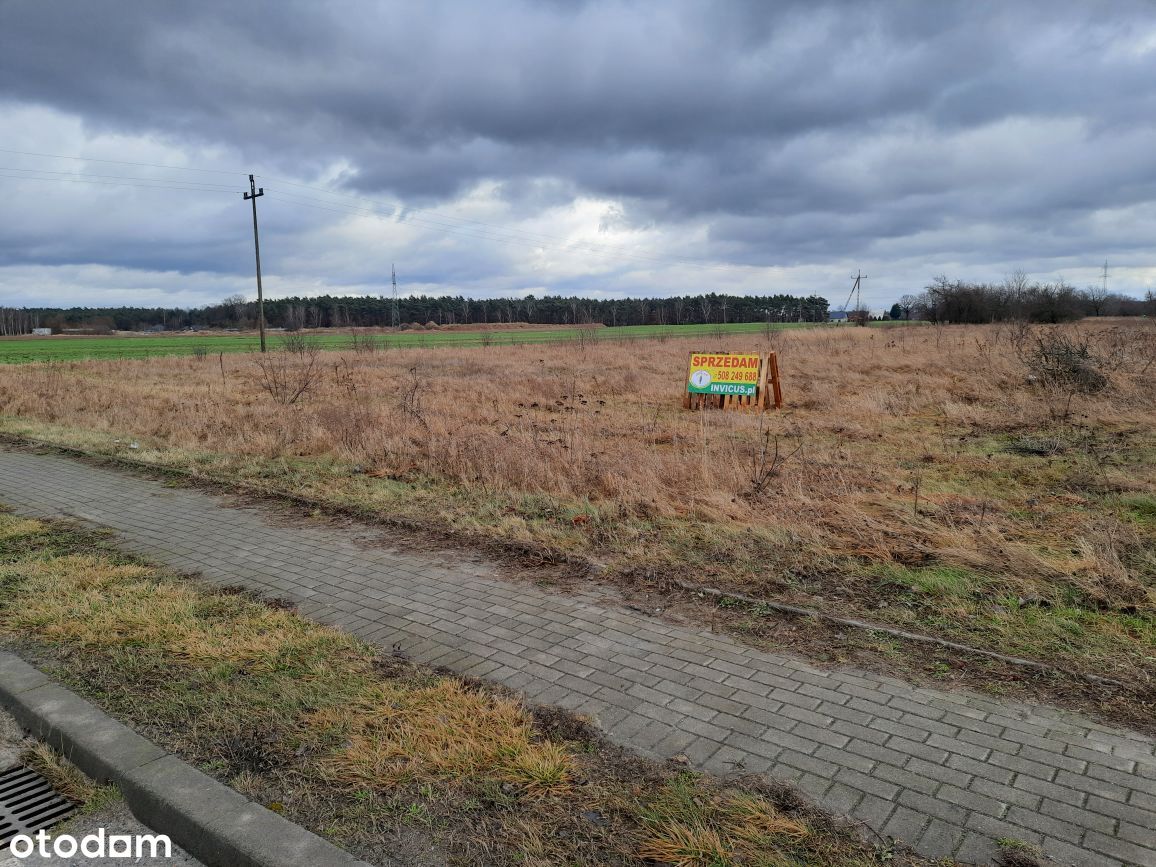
[0,509,945,866]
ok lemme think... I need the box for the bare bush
[398,365,428,431]
[747,425,803,497]
[254,344,321,405]
[350,330,382,354]
[573,324,600,352]
[1022,331,1108,394]
[279,331,313,355]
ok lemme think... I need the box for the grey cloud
[1,0,1155,303]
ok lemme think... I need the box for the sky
[2,0,1155,311]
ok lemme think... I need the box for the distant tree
[898,294,918,320]
[1080,285,1109,317]
[888,303,903,321]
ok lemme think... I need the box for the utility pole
[839,270,867,325]
[243,174,267,352]
[391,264,400,329]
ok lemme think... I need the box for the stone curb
[0,651,375,867]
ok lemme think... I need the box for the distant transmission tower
[391,264,400,329]
[1102,260,1109,295]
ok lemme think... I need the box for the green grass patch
[873,564,983,599]
[1118,493,1156,527]
[0,321,830,364]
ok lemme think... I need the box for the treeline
[0,308,41,336]
[898,276,1154,324]
[5,292,830,333]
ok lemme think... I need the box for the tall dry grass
[1,321,1154,618]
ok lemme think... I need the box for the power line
[0,170,239,194]
[0,165,239,191]
[0,147,242,176]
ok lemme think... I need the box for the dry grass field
[1,319,1153,718]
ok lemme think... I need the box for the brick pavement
[0,447,1153,865]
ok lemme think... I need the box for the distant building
[828,311,849,322]
[31,327,52,336]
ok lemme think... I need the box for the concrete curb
[0,651,375,867]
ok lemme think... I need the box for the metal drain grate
[0,765,76,849]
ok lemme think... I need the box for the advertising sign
[686,353,761,397]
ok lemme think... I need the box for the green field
[0,321,835,363]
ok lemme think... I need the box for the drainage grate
[0,765,76,849]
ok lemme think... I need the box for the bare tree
[1082,285,1109,317]
[897,294,918,320]
[223,294,248,326]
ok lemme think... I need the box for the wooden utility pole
[243,174,267,352]
[391,264,400,329]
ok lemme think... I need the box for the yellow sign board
[686,352,761,396]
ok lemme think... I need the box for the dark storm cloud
[1,0,1156,302]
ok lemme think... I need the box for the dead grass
[637,775,811,867]
[21,741,117,811]
[308,679,575,794]
[0,512,939,866]
[0,320,1153,698]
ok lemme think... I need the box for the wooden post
[756,354,770,410]
[769,351,783,409]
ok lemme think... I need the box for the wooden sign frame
[683,351,782,411]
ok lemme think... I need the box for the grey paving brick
[946,752,1015,786]
[775,749,840,779]
[795,773,832,802]
[964,812,1043,848]
[904,757,971,790]
[4,447,1155,867]
[1041,836,1119,867]
[834,767,901,801]
[815,744,874,774]
[1039,797,1116,835]
[987,748,1061,782]
[873,762,942,796]
[1013,772,1088,809]
[969,777,1043,812]
[851,792,895,828]
[937,783,1007,819]
[955,832,999,865]
[916,818,966,859]
[881,805,929,847]
[1086,793,1156,828]
[1083,830,1156,866]
[819,782,864,816]
[1003,805,1083,844]
[1056,769,1131,803]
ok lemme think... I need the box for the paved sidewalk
[0,448,1153,866]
